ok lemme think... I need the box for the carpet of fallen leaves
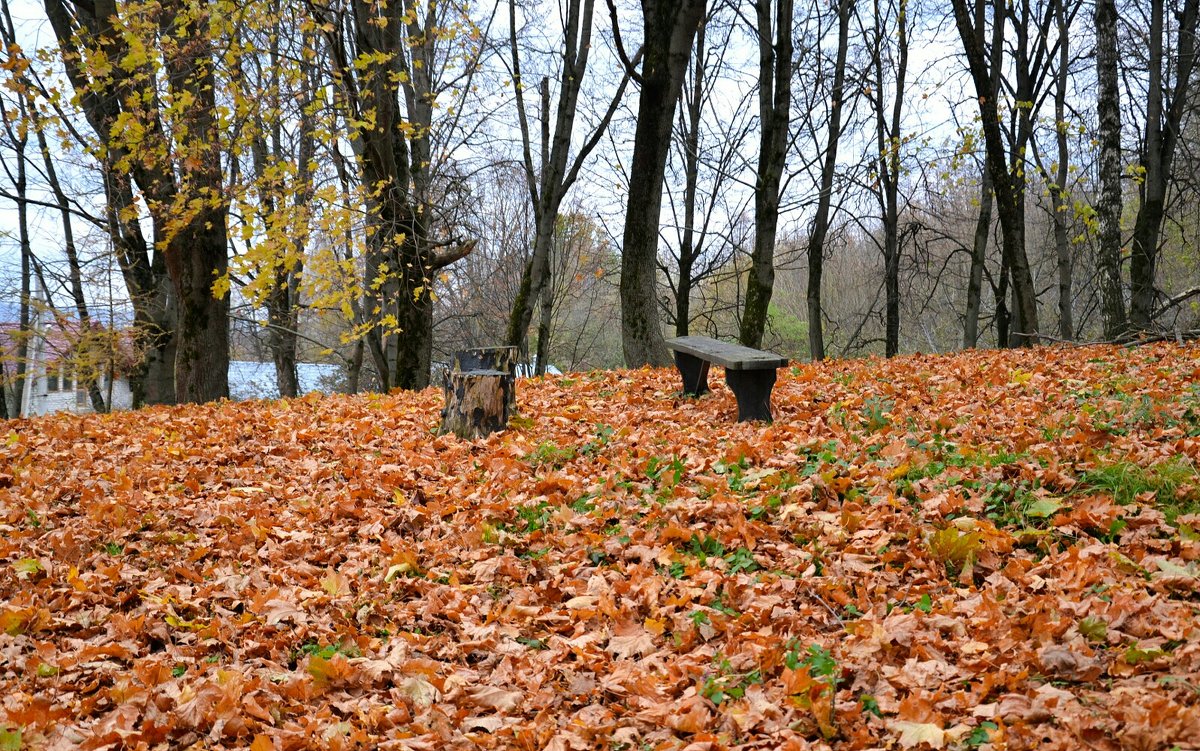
[3,343,1200,751]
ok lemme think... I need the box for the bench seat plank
[665,336,788,370]
[663,336,788,422]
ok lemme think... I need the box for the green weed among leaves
[861,395,893,432]
[581,424,614,456]
[700,655,762,704]
[1078,616,1108,643]
[0,726,22,751]
[785,641,836,677]
[645,454,685,489]
[525,442,576,468]
[966,722,998,747]
[1077,458,1199,521]
[686,533,725,563]
[725,546,760,574]
[516,501,553,533]
[859,694,882,717]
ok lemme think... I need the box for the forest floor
[2,343,1200,750]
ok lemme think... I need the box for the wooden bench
[665,336,788,422]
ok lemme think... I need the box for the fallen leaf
[891,721,945,749]
[467,685,523,712]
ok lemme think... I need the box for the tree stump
[452,346,518,412]
[440,369,511,439]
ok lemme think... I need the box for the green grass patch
[524,442,576,468]
[1076,457,1199,521]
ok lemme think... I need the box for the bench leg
[674,351,711,397]
[725,369,777,422]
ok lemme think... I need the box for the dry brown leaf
[466,685,524,712]
[891,721,945,749]
[606,624,656,659]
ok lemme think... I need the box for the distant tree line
[0,0,1197,413]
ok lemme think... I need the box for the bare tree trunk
[962,0,1001,350]
[348,339,364,393]
[618,0,706,367]
[315,0,475,390]
[805,0,853,361]
[950,0,1040,346]
[0,19,32,414]
[1050,0,1073,340]
[963,170,993,348]
[996,258,1011,347]
[507,0,630,359]
[535,256,554,375]
[34,123,107,412]
[867,0,909,357]
[1128,0,1198,330]
[253,12,310,400]
[675,21,706,338]
[1095,0,1127,337]
[741,0,793,348]
[0,359,8,419]
[99,160,175,407]
[267,277,301,398]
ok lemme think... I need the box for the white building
[8,299,133,418]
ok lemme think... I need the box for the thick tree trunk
[996,259,1011,348]
[675,255,694,337]
[269,300,300,398]
[963,0,1001,350]
[101,164,176,407]
[1129,0,1166,330]
[161,0,229,403]
[45,0,227,403]
[884,226,900,355]
[267,250,301,399]
[141,304,177,405]
[619,0,706,367]
[508,207,561,358]
[805,0,853,361]
[348,339,364,393]
[741,0,793,349]
[0,360,8,419]
[1129,0,1198,330]
[393,241,435,390]
[1095,0,1127,338]
[166,219,230,402]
